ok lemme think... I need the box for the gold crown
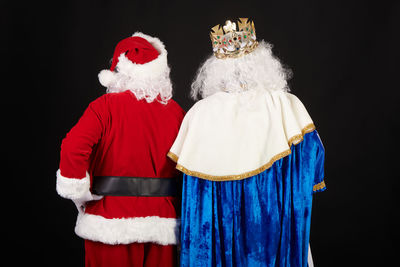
[210,18,259,59]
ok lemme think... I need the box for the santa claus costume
[168,19,326,267]
[56,32,185,267]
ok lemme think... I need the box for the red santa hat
[98,32,169,88]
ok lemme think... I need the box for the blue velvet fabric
[180,130,325,267]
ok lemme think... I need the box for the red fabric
[85,240,177,267]
[59,90,185,219]
[110,37,159,71]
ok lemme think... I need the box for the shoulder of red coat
[87,93,108,108]
[86,92,129,112]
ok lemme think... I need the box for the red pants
[85,240,177,267]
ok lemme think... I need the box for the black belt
[92,176,179,196]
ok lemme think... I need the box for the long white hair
[191,40,292,100]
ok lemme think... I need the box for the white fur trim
[75,213,179,245]
[56,169,90,200]
[118,32,168,78]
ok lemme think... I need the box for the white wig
[191,40,292,100]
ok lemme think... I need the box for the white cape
[168,89,315,181]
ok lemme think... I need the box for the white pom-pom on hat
[98,69,115,87]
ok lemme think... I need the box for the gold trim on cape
[313,180,326,191]
[167,123,316,181]
[167,151,179,163]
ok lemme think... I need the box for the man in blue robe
[168,18,326,267]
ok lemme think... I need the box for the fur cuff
[56,169,90,200]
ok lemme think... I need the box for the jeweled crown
[210,18,258,59]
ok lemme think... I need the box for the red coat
[56,90,185,245]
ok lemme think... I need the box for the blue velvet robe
[180,130,325,267]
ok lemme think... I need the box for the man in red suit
[56,32,185,267]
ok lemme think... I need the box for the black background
[3,0,399,266]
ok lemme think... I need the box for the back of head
[191,19,291,100]
[98,32,173,104]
